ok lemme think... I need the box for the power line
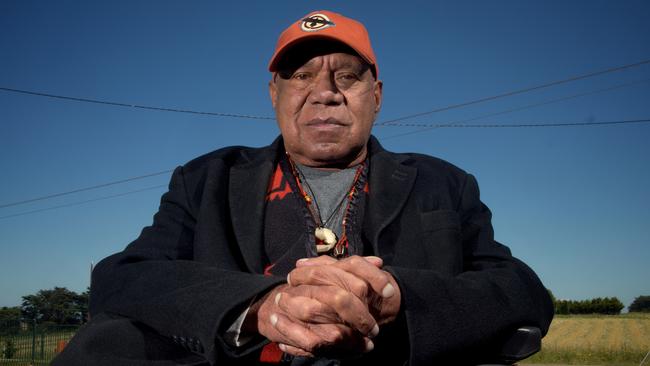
[383,118,650,140]
[0,185,168,220]
[2,59,649,127]
[379,78,650,141]
[3,106,646,210]
[382,118,650,140]
[378,78,650,128]
[402,118,650,129]
[0,170,172,209]
[0,87,276,121]
[3,117,647,216]
[375,58,650,126]
[2,59,649,211]
[1,116,646,219]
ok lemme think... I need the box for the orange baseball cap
[268,10,378,77]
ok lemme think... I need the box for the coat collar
[228,137,282,273]
[228,135,417,272]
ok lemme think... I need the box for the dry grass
[522,313,650,365]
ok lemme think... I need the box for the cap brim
[268,35,376,75]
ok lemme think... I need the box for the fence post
[31,318,37,363]
[40,330,45,359]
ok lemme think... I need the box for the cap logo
[300,13,335,32]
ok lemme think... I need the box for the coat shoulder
[163,140,281,210]
[387,150,471,191]
[401,152,467,176]
[181,143,277,174]
[369,136,469,183]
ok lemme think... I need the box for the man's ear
[269,75,278,109]
[373,80,383,114]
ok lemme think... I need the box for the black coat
[53,136,553,365]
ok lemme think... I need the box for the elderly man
[53,10,553,366]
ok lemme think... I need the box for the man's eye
[337,73,358,80]
[293,73,311,80]
[335,73,359,88]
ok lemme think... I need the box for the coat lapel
[228,139,280,273]
[363,137,417,258]
[228,136,415,271]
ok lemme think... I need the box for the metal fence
[0,319,79,366]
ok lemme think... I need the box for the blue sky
[1,1,649,310]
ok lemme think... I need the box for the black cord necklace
[293,165,350,229]
[287,155,365,256]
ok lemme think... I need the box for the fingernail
[364,256,383,266]
[369,324,379,338]
[279,343,287,352]
[297,258,309,264]
[270,314,278,327]
[274,292,281,305]
[286,273,291,286]
[382,283,395,298]
[365,339,374,352]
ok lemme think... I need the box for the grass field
[2,315,649,365]
[522,313,650,366]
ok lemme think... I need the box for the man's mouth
[306,118,347,127]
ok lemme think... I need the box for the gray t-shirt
[296,164,358,239]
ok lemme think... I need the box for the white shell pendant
[315,227,337,253]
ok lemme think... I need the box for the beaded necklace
[286,154,365,258]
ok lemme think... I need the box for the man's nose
[308,73,344,105]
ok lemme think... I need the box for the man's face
[269,48,382,168]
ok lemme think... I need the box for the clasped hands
[245,255,401,358]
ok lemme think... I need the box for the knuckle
[374,273,390,290]
[347,255,362,266]
[379,270,391,284]
[305,337,323,352]
[303,340,315,352]
[324,328,344,344]
[357,316,373,333]
[306,268,322,282]
[301,302,317,319]
[350,281,368,298]
[333,289,352,308]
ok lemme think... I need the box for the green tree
[0,307,22,336]
[629,295,650,312]
[0,306,21,322]
[77,287,90,322]
[21,287,88,325]
[601,297,624,315]
[553,297,624,315]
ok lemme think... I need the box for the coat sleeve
[89,166,284,363]
[385,174,554,365]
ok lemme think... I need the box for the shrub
[554,297,624,315]
[2,339,17,359]
[629,295,650,313]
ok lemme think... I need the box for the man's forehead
[299,52,367,70]
[275,39,370,73]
